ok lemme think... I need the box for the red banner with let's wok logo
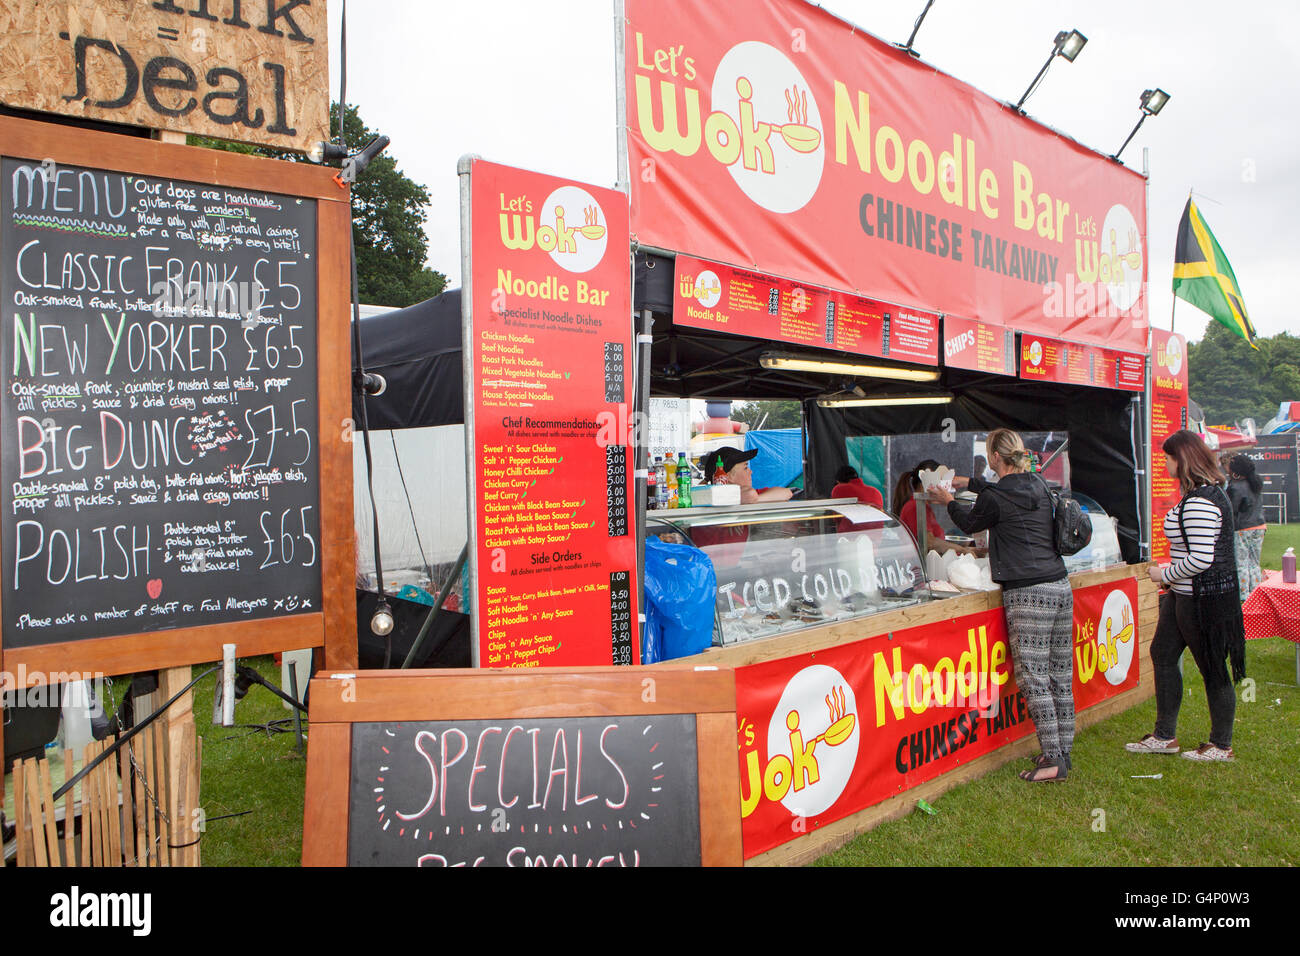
[734,577,1139,858]
[625,0,1148,351]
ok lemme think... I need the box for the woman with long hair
[930,429,1073,781]
[1127,429,1246,761]
[1226,454,1266,599]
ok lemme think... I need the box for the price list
[603,342,625,404]
[672,255,936,364]
[1020,335,1146,392]
[1,158,322,648]
[609,569,633,665]
[466,160,638,667]
[606,445,628,537]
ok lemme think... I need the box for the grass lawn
[188,530,1300,867]
[191,656,307,867]
[814,637,1299,867]
[1260,523,1300,572]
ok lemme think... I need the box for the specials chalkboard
[347,715,702,866]
[1,156,322,648]
[301,668,742,866]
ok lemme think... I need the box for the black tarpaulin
[352,289,463,429]
[805,375,1143,562]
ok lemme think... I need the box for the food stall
[306,0,1166,868]
[616,0,1159,863]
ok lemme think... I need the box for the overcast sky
[327,1,1300,343]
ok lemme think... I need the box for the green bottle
[677,452,692,508]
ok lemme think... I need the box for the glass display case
[646,499,929,645]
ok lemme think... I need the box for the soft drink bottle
[655,457,668,507]
[665,455,678,508]
[677,452,692,508]
[646,456,658,510]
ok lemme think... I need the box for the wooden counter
[659,562,1157,865]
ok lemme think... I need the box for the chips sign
[0,0,328,152]
[942,316,1016,376]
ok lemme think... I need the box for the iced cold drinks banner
[1,158,320,647]
[735,578,1139,858]
[625,0,1148,351]
[463,160,637,667]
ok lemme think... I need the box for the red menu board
[1150,329,1189,561]
[674,255,938,365]
[942,316,1016,375]
[461,160,637,667]
[1020,335,1144,392]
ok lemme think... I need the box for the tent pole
[635,307,653,659]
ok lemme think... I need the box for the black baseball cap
[711,446,758,474]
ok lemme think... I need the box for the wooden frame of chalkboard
[302,667,743,866]
[0,114,356,683]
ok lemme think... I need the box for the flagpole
[1171,188,1191,333]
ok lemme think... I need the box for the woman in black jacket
[929,429,1072,781]
[1226,455,1266,599]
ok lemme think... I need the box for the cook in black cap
[709,446,793,504]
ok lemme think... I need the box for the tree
[190,104,446,308]
[733,400,802,430]
[1187,323,1300,427]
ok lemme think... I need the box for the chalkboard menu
[348,714,701,866]
[1,156,322,648]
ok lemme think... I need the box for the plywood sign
[0,0,328,152]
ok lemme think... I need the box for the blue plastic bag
[643,537,717,661]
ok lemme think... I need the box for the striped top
[1163,492,1224,595]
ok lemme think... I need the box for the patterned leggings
[1002,578,1076,762]
[1235,528,1265,600]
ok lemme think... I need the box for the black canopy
[352,289,463,430]
[355,258,1143,560]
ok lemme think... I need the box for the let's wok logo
[739,665,859,819]
[1075,588,1135,685]
[634,38,825,213]
[498,184,609,273]
[1156,334,1184,377]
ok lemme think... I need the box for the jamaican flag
[1172,198,1257,348]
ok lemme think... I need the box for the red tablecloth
[1242,570,1300,643]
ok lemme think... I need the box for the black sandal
[1019,754,1067,782]
[1030,752,1072,771]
